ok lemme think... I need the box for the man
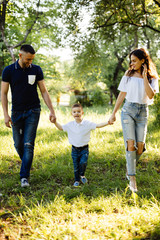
[1,44,56,187]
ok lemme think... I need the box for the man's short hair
[20,44,35,54]
[72,103,83,110]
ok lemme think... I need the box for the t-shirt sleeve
[86,120,97,130]
[62,123,69,132]
[151,78,159,93]
[2,66,11,82]
[36,66,44,81]
[118,76,127,92]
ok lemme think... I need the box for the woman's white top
[118,75,159,105]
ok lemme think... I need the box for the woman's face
[130,54,144,72]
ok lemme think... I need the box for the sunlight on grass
[8,194,160,239]
[0,104,160,240]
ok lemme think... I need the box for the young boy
[54,103,110,187]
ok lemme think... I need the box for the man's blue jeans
[11,108,40,179]
[71,145,89,182]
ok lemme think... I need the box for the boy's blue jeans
[11,108,40,179]
[71,145,89,182]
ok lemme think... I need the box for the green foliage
[153,93,160,126]
[60,0,160,101]
[88,87,109,106]
[34,53,65,96]
[0,0,63,66]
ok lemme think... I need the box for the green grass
[0,103,160,240]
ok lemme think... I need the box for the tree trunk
[134,28,138,48]
[110,43,135,100]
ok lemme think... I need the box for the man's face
[19,52,35,68]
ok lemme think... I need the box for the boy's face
[71,107,84,122]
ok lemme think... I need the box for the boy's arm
[54,121,63,131]
[96,121,109,128]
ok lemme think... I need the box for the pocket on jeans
[31,108,41,114]
[141,108,148,118]
[11,111,21,123]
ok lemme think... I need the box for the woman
[109,48,159,192]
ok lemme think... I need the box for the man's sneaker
[21,178,30,187]
[73,181,79,187]
[80,176,87,184]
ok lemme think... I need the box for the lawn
[0,103,160,240]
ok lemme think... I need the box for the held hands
[49,112,56,123]
[108,113,116,125]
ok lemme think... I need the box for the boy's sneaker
[0,193,2,197]
[73,181,79,187]
[80,176,87,184]
[21,178,30,187]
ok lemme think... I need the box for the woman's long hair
[126,48,159,82]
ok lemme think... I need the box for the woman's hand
[108,113,116,124]
[142,64,147,79]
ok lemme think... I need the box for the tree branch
[0,25,16,61]
[97,19,160,33]
[12,0,41,49]
[153,0,160,7]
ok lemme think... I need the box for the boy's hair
[20,44,35,54]
[72,103,83,110]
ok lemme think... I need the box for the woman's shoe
[129,181,138,193]
[126,173,130,181]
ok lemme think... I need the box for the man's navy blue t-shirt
[2,60,44,111]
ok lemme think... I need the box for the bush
[69,88,110,107]
[88,88,109,106]
[153,93,160,125]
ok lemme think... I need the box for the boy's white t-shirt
[62,119,97,147]
[118,76,159,105]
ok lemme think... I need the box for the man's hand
[49,113,56,123]
[4,115,12,128]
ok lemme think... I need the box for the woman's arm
[108,91,126,124]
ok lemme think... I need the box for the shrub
[153,93,160,125]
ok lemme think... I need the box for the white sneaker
[129,181,137,193]
[21,178,30,187]
[0,193,2,197]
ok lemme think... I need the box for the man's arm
[38,80,56,123]
[1,81,12,128]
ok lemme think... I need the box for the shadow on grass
[1,142,160,240]
[36,127,67,144]
[1,105,160,239]
[1,147,160,205]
